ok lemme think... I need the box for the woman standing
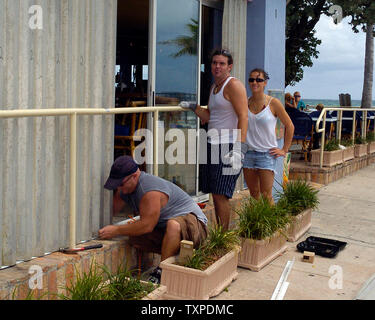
[244,68,294,203]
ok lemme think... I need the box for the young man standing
[182,49,248,230]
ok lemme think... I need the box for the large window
[152,0,200,195]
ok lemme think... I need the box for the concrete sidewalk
[213,162,375,300]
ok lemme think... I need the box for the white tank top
[207,77,238,144]
[246,98,278,152]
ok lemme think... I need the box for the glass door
[149,0,200,196]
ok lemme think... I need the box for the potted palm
[277,179,319,242]
[354,136,368,158]
[235,196,290,272]
[340,138,355,162]
[366,131,375,154]
[159,226,240,300]
[310,139,343,167]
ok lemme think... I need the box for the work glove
[224,142,248,171]
[179,101,198,112]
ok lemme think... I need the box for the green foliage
[58,261,107,300]
[340,138,354,147]
[236,196,290,241]
[57,262,154,300]
[286,0,332,86]
[11,288,47,300]
[277,179,320,216]
[324,139,340,151]
[184,225,240,271]
[332,0,375,33]
[159,19,198,57]
[355,136,367,144]
[366,131,375,142]
[331,1,375,109]
[101,265,154,300]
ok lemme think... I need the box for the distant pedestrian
[294,91,306,111]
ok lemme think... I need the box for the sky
[286,14,374,100]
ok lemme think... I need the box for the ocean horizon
[303,98,375,107]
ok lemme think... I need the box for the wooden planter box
[310,149,343,167]
[159,246,240,300]
[367,141,375,154]
[342,146,355,162]
[287,209,312,242]
[355,143,368,158]
[238,230,287,272]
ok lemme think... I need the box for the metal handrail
[314,106,375,168]
[0,105,201,248]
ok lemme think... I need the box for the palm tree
[159,19,198,57]
[332,0,375,108]
[361,24,374,108]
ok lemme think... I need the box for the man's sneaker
[148,267,162,284]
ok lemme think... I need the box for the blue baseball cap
[104,156,139,190]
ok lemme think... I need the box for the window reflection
[155,0,199,195]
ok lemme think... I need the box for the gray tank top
[120,172,207,228]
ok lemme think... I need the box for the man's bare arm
[98,191,162,239]
[225,79,248,142]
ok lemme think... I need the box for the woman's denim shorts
[243,150,277,173]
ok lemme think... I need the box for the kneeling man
[98,156,208,283]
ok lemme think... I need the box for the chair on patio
[114,100,147,158]
[286,107,314,161]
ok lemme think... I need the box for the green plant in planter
[355,136,366,145]
[58,261,107,300]
[235,196,290,241]
[340,138,354,147]
[324,139,340,151]
[101,264,154,300]
[277,179,319,216]
[57,261,154,300]
[366,131,375,143]
[184,225,240,271]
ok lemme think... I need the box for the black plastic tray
[297,236,347,258]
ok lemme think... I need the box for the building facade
[0,0,286,268]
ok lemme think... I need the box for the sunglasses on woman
[248,78,265,83]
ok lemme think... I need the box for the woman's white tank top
[207,77,238,144]
[246,98,278,152]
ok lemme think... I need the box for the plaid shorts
[199,143,242,199]
[128,213,208,254]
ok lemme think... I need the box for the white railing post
[362,110,367,139]
[337,109,342,143]
[153,110,159,176]
[352,110,356,144]
[319,110,327,168]
[69,113,77,248]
